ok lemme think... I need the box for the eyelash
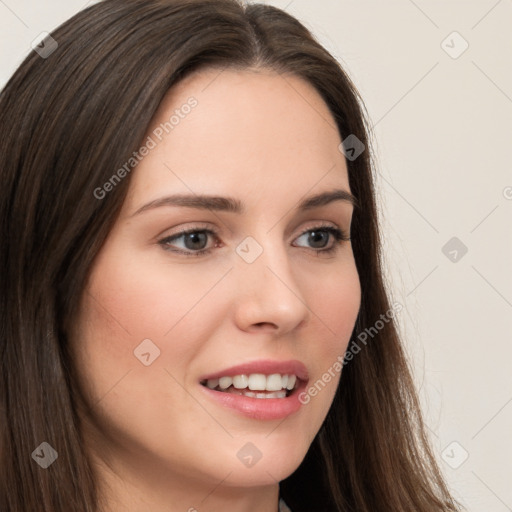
[158,224,350,257]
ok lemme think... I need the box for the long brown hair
[0,0,461,510]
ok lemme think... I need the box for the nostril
[253,322,278,329]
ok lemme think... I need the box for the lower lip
[199,381,307,420]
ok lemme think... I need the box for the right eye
[158,228,221,256]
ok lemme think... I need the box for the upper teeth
[205,373,297,391]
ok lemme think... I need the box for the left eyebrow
[130,188,358,217]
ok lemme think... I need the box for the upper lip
[199,359,309,383]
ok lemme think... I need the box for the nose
[232,236,310,335]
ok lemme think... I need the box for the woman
[0,0,462,511]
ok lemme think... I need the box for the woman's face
[71,68,361,505]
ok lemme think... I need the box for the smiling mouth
[200,373,299,399]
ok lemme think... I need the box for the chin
[223,434,310,486]
[226,460,303,488]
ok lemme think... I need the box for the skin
[70,68,361,512]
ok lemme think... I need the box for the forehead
[124,68,350,212]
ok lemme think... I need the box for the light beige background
[1,1,511,510]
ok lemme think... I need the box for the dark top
[279,497,292,512]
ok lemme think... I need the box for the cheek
[70,256,222,467]
[307,257,361,352]
[83,238,232,341]
[72,244,234,406]
[298,259,360,417]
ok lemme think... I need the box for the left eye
[158,225,349,257]
[293,226,346,251]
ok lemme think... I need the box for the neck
[91,449,281,512]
